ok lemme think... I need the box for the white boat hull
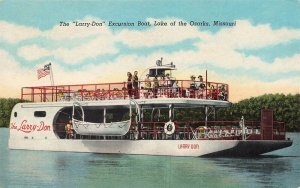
[9,138,239,156]
[8,137,292,157]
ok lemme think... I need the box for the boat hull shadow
[202,140,293,157]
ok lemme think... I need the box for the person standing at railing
[133,71,139,99]
[207,83,216,99]
[189,75,196,98]
[210,85,217,100]
[218,84,227,101]
[172,80,179,97]
[144,74,152,98]
[159,75,167,96]
[58,90,64,101]
[153,75,159,98]
[197,75,205,98]
[165,73,172,97]
[127,72,133,98]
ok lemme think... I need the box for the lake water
[0,128,299,188]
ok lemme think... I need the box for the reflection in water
[80,155,245,188]
[1,129,300,188]
[206,156,297,187]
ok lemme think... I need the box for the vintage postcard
[0,0,299,187]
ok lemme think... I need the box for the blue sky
[0,0,299,101]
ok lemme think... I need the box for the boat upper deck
[21,79,229,107]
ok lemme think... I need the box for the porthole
[14,112,17,117]
[34,111,46,117]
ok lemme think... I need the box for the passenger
[197,75,205,98]
[159,75,165,87]
[76,89,82,100]
[165,73,172,97]
[207,83,212,99]
[159,75,167,96]
[189,75,196,98]
[122,87,127,98]
[94,89,101,100]
[165,73,171,87]
[113,88,118,99]
[198,75,205,87]
[218,84,227,100]
[65,120,74,139]
[58,90,64,101]
[172,80,179,97]
[153,75,159,98]
[127,72,133,98]
[210,85,217,100]
[101,89,106,100]
[144,74,152,98]
[133,71,139,99]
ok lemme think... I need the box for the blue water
[0,129,299,188]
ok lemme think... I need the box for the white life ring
[164,121,175,135]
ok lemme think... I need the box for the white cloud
[0,21,42,44]
[212,20,300,49]
[18,44,51,61]
[52,34,118,64]
[0,49,36,98]
[17,17,118,64]
[1,18,300,101]
[117,18,204,48]
[271,54,300,73]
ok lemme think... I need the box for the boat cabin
[147,60,176,78]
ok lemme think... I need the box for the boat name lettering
[177,144,199,150]
[10,120,51,133]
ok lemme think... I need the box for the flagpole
[49,63,54,86]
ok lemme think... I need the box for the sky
[0,0,299,102]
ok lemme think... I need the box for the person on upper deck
[144,74,152,98]
[172,80,179,97]
[159,75,167,96]
[133,71,139,98]
[127,72,133,98]
[145,74,151,90]
[198,75,205,88]
[218,84,227,101]
[165,73,171,87]
[153,75,159,98]
[197,75,205,98]
[208,84,217,100]
[190,75,196,98]
[165,73,172,97]
[159,75,166,87]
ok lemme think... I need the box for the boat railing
[135,120,286,140]
[52,120,285,140]
[20,80,229,102]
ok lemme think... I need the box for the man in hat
[197,75,205,98]
[189,75,196,98]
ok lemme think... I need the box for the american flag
[37,63,51,79]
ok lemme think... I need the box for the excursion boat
[8,59,292,157]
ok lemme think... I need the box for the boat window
[149,69,165,77]
[14,112,17,117]
[34,111,46,117]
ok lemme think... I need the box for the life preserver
[164,121,175,135]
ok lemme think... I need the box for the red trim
[21,80,229,102]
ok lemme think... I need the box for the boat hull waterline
[8,138,292,157]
